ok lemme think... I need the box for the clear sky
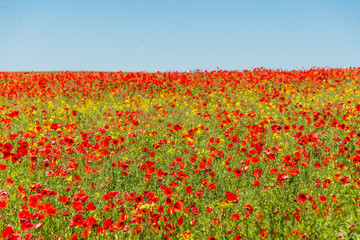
[0,0,359,72]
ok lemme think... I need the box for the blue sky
[0,0,359,72]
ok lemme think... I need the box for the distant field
[0,68,359,239]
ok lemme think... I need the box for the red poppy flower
[44,204,57,216]
[1,226,14,238]
[71,202,84,213]
[58,196,68,204]
[200,179,209,187]
[250,157,259,164]
[103,219,114,230]
[157,206,164,213]
[318,196,328,202]
[253,180,261,186]
[356,104,360,111]
[192,207,199,215]
[28,196,39,208]
[116,220,125,230]
[289,168,299,176]
[298,193,307,204]
[233,168,241,178]
[173,125,182,131]
[207,183,217,191]
[336,163,344,170]
[195,190,204,198]
[225,191,238,202]
[21,221,35,231]
[243,212,251,217]
[185,186,194,194]
[252,169,262,178]
[164,224,175,234]
[165,196,173,206]
[0,199,7,210]
[177,216,184,226]
[173,200,184,212]
[111,139,119,145]
[71,233,79,240]
[243,204,254,213]
[352,155,360,164]
[190,219,197,227]
[86,202,96,211]
[163,187,173,196]
[314,162,322,169]
[277,173,289,182]
[50,123,59,130]
[177,171,190,179]
[231,213,241,221]
[235,235,245,240]
[24,233,34,239]
[135,195,143,203]
[133,224,142,235]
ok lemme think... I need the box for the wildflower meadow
[0,68,359,239]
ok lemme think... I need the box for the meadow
[0,68,359,239]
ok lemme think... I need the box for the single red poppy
[298,193,307,204]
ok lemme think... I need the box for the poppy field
[0,68,360,239]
